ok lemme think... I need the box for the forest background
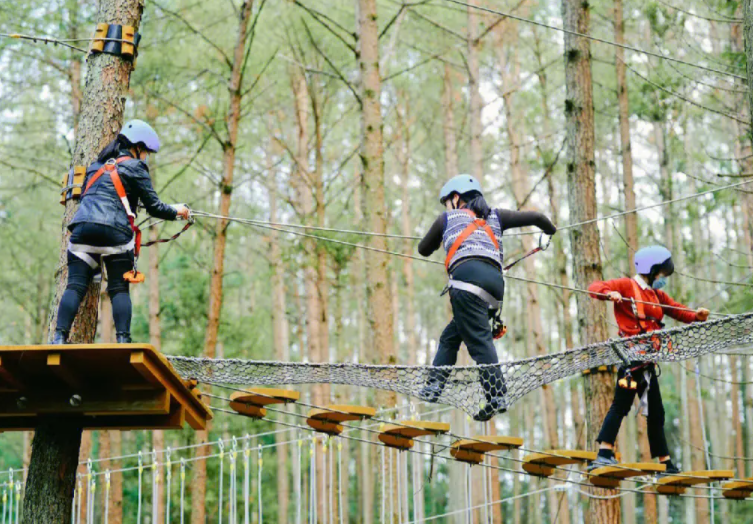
[2,0,753,522]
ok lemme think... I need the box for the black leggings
[57,224,134,335]
[596,364,669,458]
[430,259,507,400]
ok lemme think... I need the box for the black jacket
[69,150,177,237]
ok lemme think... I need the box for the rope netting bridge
[169,313,753,417]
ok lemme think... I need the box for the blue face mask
[652,276,667,290]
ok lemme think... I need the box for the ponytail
[461,191,491,219]
[96,135,136,164]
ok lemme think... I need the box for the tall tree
[561,0,619,521]
[357,0,397,519]
[26,0,143,522]
[194,2,256,522]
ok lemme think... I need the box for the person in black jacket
[52,120,189,344]
[417,174,556,421]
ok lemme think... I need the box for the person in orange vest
[586,246,709,474]
[417,174,556,421]
[52,120,190,345]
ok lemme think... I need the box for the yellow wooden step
[378,421,450,450]
[722,479,753,500]
[306,405,376,435]
[229,388,300,419]
[523,450,597,477]
[450,436,523,464]
[589,462,666,489]
[656,470,734,495]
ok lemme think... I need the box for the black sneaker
[587,454,619,471]
[417,383,443,403]
[658,462,681,477]
[473,397,507,422]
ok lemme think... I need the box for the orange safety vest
[444,209,500,272]
[626,279,672,353]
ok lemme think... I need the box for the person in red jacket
[586,246,709,474]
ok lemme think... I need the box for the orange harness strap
[628,279,653,333]
[444,209,500,271]
[82,157,144,283]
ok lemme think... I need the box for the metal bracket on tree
[60,166,86,205]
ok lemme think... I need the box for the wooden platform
[306,405,376,435]
[450,435,523,464]
[655,470,734,495]
[229,388,300,419]
[722,479,753,500]
[523,450,597,477]
[0,344,212,431]
[588,462,665,489]
[378,420,450,450]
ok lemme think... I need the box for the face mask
[652,277,667,290]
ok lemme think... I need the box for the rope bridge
[169,313,753,417]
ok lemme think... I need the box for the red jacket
[588,277,698,336]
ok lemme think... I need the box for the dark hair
[461,190,491,219]
[649,257,674,281]
[96,135,138,164]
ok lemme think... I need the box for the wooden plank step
[450,436,523,464]
[523,450,597,477]
[378,421,450,450]
[656,470,734,495]
[0,344,212,431]
[589,462,666,489]
[306,405,376,436]
[722,479,753,500]
[229,388,300,419]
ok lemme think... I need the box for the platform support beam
[22,418,83,522]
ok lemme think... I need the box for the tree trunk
[267,120,291,524]
[194,3,255,522]
[467,0,483,179]
[562,0,619,520]
[497,23,569,522]
[613,0,638,272]
[442,63,459,177]
[148,165,166,524]
[28,1,143,522]
[357,1,397,520]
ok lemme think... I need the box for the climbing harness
[75,157,194,284]
[626,279,674,354]
[442,208,511,339]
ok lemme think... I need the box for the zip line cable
[440,0,746,81]
[192,211,726,317]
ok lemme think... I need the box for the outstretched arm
[418,213,446,256]
[588,278,630,302]
[656,290,708,323]
[496,209,557,235]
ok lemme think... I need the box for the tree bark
[467,0,483,179]
[562,0,619,520]
[194,3,255,522]
[613,0,638,272]
[28,1,143,522]
[442,63,459,177]
[267,118,291,524]
[357,1,397,519]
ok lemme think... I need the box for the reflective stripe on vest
[444,209,501,271]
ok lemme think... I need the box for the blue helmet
[439,174,483,204]
[120,119,161,153]
[635,245,674,276]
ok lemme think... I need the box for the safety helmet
[120,119,161,153]
[439,174,483,204]
[635,245,674,277]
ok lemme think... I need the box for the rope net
[168,313,753,417]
